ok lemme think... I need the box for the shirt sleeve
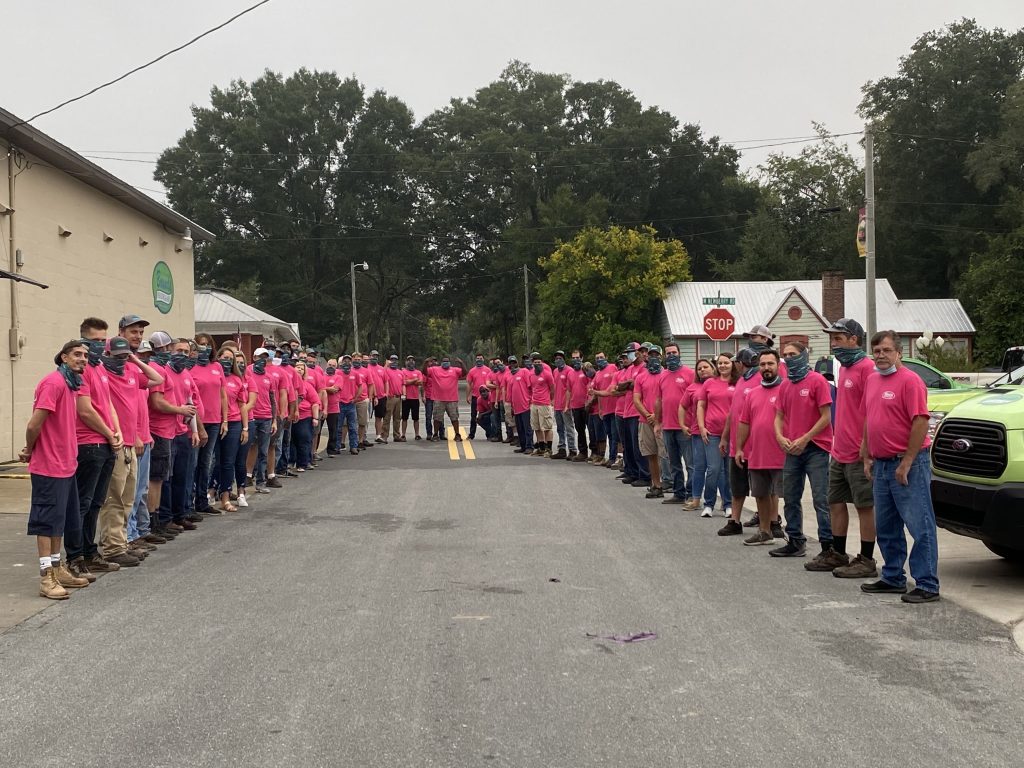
[34,378,61,413]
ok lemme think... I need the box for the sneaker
[551,449,567,460]
[620,476,637,484]
[127,547,149,561]
[175,520,198,531]
[186,512,204,523]
[833,554,878,579]
[661,496,688,505]
[39,569,69,600]
[645,487,664,499]
[769,541,806,558]
[415,435,422,441]
[255,485,270,494]
[571,453,588,463]
[54,562,89,589]
[204,506,224,515]
[683,499,701,510]
[67,558,97,583]
[284,470,300,478]
[630,479,649,488]
[742,515,760,528]
[804,548,850,572]
[350,448,359,455]
[700,507,713,518]
[237,493,249,508]
[84,555,121,572]
[718,519,743,536]
[611,459,624,470]
[861,579,907,595]
[375,437,386,444]
[901,588,941,604]
[530,448,544,456]
[267,477,283,489]
[722,507,732,519]
[744,530,774,546]
[770,520,785,539]
[107,552,141,568]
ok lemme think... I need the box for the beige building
[1,107,214,463]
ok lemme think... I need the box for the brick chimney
[821,271,845,323]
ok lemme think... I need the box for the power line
[13,0,272,127]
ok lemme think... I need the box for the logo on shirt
[769,395,777,404]
[799,388,810,397]
[882,391,896,400]
[844,379,854,388]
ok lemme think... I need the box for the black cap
[736,347,759,367]
[623,341,641,353]
[54,339,87,366]
[107,337,131,355]
[825,318,866,342]
[507,355,518,363]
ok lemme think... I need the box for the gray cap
[149,331,174,349]
[138,340,153,353]
[742,325,775,341]
[119,314,149,329]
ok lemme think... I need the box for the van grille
[932,418,1007,479]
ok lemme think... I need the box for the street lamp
[350,261,369,352]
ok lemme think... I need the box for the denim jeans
[339,403,358,451]
[469,396,479,438]
[195,423,220,512]
[562,409,578,451]
[250,418,273,485]
[66,443,115,561]
[662,429,689,500]
[218,421,243,494]
[425,400,434,439]
[873,452,939,592]
[588,413,604,452]
[164,432,194,524]
[702,435,729,508]
[235,426,251,489]
[782,442,832,547]
[514,411,533,450]
[603,414,619,462]
[127,443,151,541]
[554,409,567,450]
[490,404,505,440]
[690,435,707,501]
[292,417,314,468]
[277,417,293,472]
[622,417,649,482]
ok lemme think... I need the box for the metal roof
[0,106,215,242]
[194,289,299,341]
[663,279,975,337]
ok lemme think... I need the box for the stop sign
[703,308,735,341]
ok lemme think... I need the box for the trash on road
[585,631,657,644]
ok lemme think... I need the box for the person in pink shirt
[680,359,714,509]
[192,340,229,511]
[322,357,343,454]
[614,343,650,486]
[506,356,534,453]
[381,355,406,443]
[352,353,374,449]
[465,354,494,440]
[549,351,576,459]
[590,352,620,467]
[365,351,388,442]
[291,360,321,471]
[695,353,737,517]
[400,356,424,441]
[22,340,93,599]
[425,355,466,441]
[245,347,278,492]
[568,350,591,461]
[658,345,695,504]
[859,330,939,603]
[528,354,556,457]
[333,354,361,455]
[735,349,788,546]
[633,347,668,497]
[216,347,249,511]
[303,349,328,459]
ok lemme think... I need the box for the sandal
[220,501,238,513]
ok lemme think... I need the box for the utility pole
[523,264,531,352]
[864,123,877,343]
[350,262,359,353]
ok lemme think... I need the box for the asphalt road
[2,431,1023,767]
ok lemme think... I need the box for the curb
[1013,621,1024,655]
[0,475,29,480]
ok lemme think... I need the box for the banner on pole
[856,207,867,258]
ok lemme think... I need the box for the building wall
[766,293,829,360]
[1,142,195,462]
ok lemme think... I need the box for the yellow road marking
[445,426,476,460]
[446,426,460,460]
[459,427,476,460]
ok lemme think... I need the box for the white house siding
[766,291,829,359]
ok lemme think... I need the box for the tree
[536,226,691,354]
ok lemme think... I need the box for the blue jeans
[622,417,649,482]
[691,436,706,500]
[276,417,293,472]
[873,452,939,592]
[514,411,533,450]
[127,443,151,541]
[662,429,688,500]
[184,445,199,514]
[782,442,832,547]
[235,426,251,489]
[250,418,273,485]
[292,417,314,468]
[425,400,434,438]
[603,414,619,462]
[196,423,220,511]
[588,414,604,451]
[702,435,729,508]
[338,403,358,452]
[218,421,242,493]
[555,409,567,450]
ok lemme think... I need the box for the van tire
[984,542,1024,563]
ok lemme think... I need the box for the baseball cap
[306,348,316,355]
[825,318,866,341]
[623,341,641,353]
[253,347,270,357]
[149,331,174,349]
[647,344,663,355]
[341,354,352,361]
[54,338,87,365]
[138,340,153,353]
[640,342,654,351]
[107,337,131,355]
[507,355,518,363]
[369,349,380,356]
[736,348,760,367]
[742,325,775,341]
[530,351,540,359]
[118,314,149,329]
[554,350,566,358]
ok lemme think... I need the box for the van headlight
[928,411,947,438]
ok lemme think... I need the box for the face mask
[647,361,662,374]
[748,341,770,355]
[254,359,267,374]
[496,364,505,372]
[875,364,898,376]
[833,346,867,367]
[197,347,211,366]
[585,369,596,379]
[595,359,608,370]
[267,350,276,360]
[325,366,336,375]
[168,353,188,373]
[554,359,565,369]
[341,363,352,373]
[219,359,234,375]
[102,355,126,376]
[86,339,104,367]
[509,363,518,371]
[743,366,760,381]
[152,350,171,366]
[369,359,379,366]
[58,362,82,391]
[533,363,543,373]
[389,361,398,369]
[186,357,199,369]
[761,371,782,388]
[441,361,451,369]
[785,350,810,383]
[475,360,484,367]
[616,360,626,370]
[406,362,415,370]
[626,352,636,363]
[570,359,582,370]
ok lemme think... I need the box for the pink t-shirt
[621,363,644,418]
[427,366,462,402]
[179,369,201,434]
[832,356,874,464]
[864,366,931,458]
[466,365,491,398]
[335,370,360,404]
[402,368,423,399]
[728,373,762,454]
[699,377,734,436]
[660,369,693,431]
[568,369,589,409]
[308,365,327,394]
[324,373,341,414]
[776,372,834,452]
[107,366,148,446]
[384,366,406,397]
[30,370,79,478]
[246,367,275,420]
[192,362,225,426]
[364,364,386,399]
[76,363,116,445]
[148,363,180,440]
[593,366,619,417]
[137,388,152,445]
[354,369,369,402]
[495,369,511,403]
[223,375,247,422]
[552,365,573,410]
[267,366,288,416]
[739,384,786,470]
[530,368,555,406]
[635,369,664,413]
[508,367,533,414]
[297,379,320,420]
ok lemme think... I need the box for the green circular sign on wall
[152,261,174,314]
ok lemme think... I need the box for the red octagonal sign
[703,308,735,341]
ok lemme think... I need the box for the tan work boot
[54,561,89,589]
[39,568,69,600]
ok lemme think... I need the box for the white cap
[254,347,269,357]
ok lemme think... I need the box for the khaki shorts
[639,421,667,458]
[434,400,459,421]
[828,458,874,508]
[748,468,783,498]
[530,404,554,431]
[356,401,369,427]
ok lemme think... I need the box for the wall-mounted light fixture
[175,226,193,253]
[103,232,114,242]
[139,237,149,247]
[58,226,72,238]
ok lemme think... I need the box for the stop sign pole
[703,307,735,342]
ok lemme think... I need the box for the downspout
[7,144,19,462]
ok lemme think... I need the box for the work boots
[39,568,69,600]
[54,561,89,589]
[550,448,567,460]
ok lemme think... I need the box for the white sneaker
[237,493,249,508]
[723,508,732,518]
[701,507,713,518]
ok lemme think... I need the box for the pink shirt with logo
[699,377,734,436]
[246,367,275,419]
[137,388,152,445]
[107,366,148,446]
[466,365,491,398]
[147,364,180,440]
[76,363,116,445]
[776,372,834,452]
[621,363,645,419]
[681,381,702,434]
[192,363,225,425]
[364,364,386,399]
[530,367,555,406]
[508,367,533,415]
[552,365,573,410]
[297,379,320,420]
[30,371,79,478]
[739,384,786,470]
[223,375,247,422]
[335,370,360,404]
[728,373,761,454]
[635,369,664,413]
[354,369,370,402]
[660,369,694,431]
[832,356,874,464]
[426,366,462,402]
[864,365,931,458]
[593,366,619,417]
[179,369,202,434]
[384,366,406,397]
[569,369,590,409]
[267,366,288,416]
[402,368,423,399]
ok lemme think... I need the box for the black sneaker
[661,496,688,505]
[742,515,760,528]
[901,588,940,604]
[620,476,637,484]
[630,479,648,488]
[645,487,664,499]
[861,579,907,595]
[769,541,806,558]
[454,434,463,442]
[718,519,743,536]
[770,520,785,539]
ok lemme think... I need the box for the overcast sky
[6,1,1023,202]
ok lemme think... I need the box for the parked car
[926,364,1024,437]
